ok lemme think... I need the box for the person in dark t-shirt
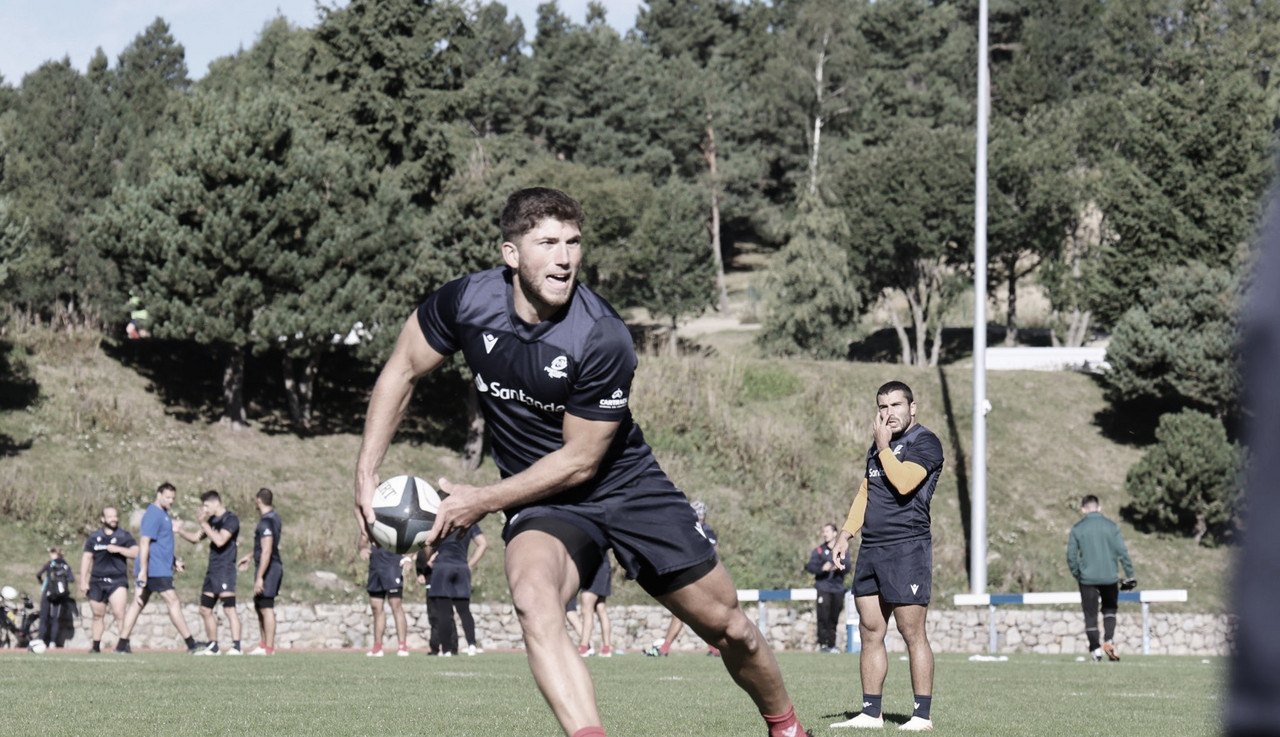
[177,490,242,655]
[237,487,282,655]
[79,506,138,653]
[355,188,807,737]
[831,381,944,732]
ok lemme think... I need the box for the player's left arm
[876,449,930,495]
[467,532,488,568]
[254,535,274,594]
[432,413,620,544]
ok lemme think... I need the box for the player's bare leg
[371,595,387,648]
[390,598,408,649]
[117,589,149,640]
[160,589,193,639]
[89,599,108,642]
[894,604,933,696]
[107,587,128,638]
[856,595,891,695]
[200,596,219,643]
[658,561,793,717]
[506,530,600,735]
[221,595,242,643]
[261,607,276,648]
[579,590,598,652]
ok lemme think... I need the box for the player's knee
[714,609,762,654]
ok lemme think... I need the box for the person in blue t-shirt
[831,381,945,732]
[79,506,138,653]
[355,188,808,737]
[114,482,199,654]
[177,490,243,655]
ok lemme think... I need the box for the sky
[0,0,642,85]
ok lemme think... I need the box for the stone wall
[58,600,1232,656]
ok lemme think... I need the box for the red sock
[571,728,607,737]
[763,704,804,737]
[659,641,671,655]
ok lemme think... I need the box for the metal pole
[1142,602,1151,655]
[971,0,990,597]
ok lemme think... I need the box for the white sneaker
[831,713,884,729]
[396,647,409,657]
[440,651,453,657]
[466,644,478,656]
[581,645,595,658]
[367,648,384,657]
[247,646,273,656]
[898,716,933,731]
[1091,647,1103,663]
[224,647,242,656]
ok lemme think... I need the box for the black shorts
[138,576,175,594]
[427,563,472,600]
[365,566,404,596]
[255,563,283,604]
[852,538,932,605]
[582,556,612,598]
[503,468,718,598]
[88,577,126,602]
[202,568,237,596]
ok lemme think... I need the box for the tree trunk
[283,352,320,431]
[461,381,486,472]
[888,297,913,365]
[929,320,944,367]
[808,31,830,196]
[702,114,730,313]
[221,344,248,429]
[907,285,928,368]
[1004,253,1019,346]
[668,315,680,357]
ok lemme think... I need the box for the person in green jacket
[1067,495,1135,662]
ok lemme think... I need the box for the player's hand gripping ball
[369,475,443,554]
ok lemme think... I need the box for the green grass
[0,650,1222,736]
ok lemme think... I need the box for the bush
[1124,408,1242,546]
[1103,262,1241,425]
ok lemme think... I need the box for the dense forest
[1,0,1267,547]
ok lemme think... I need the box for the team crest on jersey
[544,355,568,379]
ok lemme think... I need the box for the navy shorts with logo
[503,467,716,597]
[88,577,126,602]
[202,566,237,596]
[852,538,932,605]
[366,567,404,598]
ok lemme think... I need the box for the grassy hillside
[0,324,1230,613]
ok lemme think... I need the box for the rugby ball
[29,639,46,654]
[370,475,442,555]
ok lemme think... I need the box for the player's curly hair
[500,188,584,243]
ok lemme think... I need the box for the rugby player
[355,188,809,737]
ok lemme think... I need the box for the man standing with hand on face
[831,381,944,732]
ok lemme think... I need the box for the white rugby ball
[370,475,442,554]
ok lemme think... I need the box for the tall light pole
[971,0,990,595]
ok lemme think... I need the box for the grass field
[0,649,1222,736]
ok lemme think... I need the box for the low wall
[54,600,1231,657]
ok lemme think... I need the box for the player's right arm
[833,479,868,570]
[79,550,92,594]
[355,313,450,533]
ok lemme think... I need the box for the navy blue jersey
[83,527,137,579]
[417,268,661,507]
[861,424,944,547]
[206,512,239,574]
[253,511,283,567]
[434,525,481,567]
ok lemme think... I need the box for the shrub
[1124,408,1243,546]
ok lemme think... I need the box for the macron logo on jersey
[598,388,628,410]
[483,333,498,354]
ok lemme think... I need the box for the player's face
[102,507,119,530]
[821,524,838,543]
[503,217,582,323]
[157,487,176,510]
[201,500,217,518]
[877,390,917,438]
